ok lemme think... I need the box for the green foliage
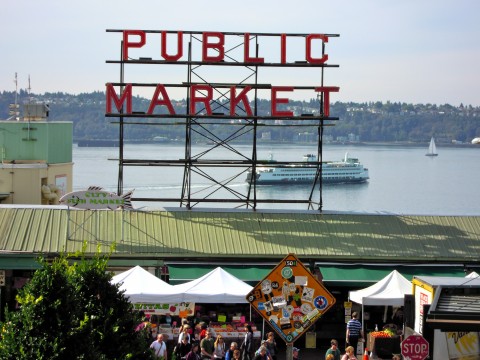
[0,252,155,360]
[1,91,479,143]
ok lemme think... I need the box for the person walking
[175,335,192,360]
[150,333,168,360]
[325,339,341,360]
[232,349,242,360]
[213,335,226,360]
[253,346,268,360]
[199,323,209,341]
[255,341,272,360]
[346,312,363,354]
[201,330,215,360]
[225,342,238,360]
[341,346,357,360]
[178,325,192,344]
[186,343,202,360]
[264,332,277,360]
[292,347,299,360]
[240,324,254,360]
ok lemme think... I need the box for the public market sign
[105,30,339,118]
[246,253,335,344]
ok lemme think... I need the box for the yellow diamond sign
[246,254,335,344]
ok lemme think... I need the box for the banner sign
[59,186,133,210]
[132,302,195,316]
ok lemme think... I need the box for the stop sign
[401,335,429,360]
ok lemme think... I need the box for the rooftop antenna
[7,73,20,121]
[28,74,32,103]
[14,73,18,109]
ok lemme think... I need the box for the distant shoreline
[330,141,478,148]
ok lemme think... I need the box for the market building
[0,206,479,350]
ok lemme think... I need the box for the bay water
[72,143,480,215]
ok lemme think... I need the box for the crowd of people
[144,316,402,360]
[146,321,261,360]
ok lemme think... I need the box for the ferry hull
[245,152,369,185]
[246,176,369,185]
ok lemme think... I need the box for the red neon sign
[109,30,340,118]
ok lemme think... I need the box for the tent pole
[361,303,364,334]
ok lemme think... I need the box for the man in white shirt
[151,333,168,359]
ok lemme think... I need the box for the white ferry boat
[246,152,369,185]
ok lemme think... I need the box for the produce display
[369,328,396,338]
[209,322,261,338]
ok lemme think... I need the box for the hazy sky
[2,0,480,106]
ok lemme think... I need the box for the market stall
[113,266,259,344]
[349,270,411,358]
[166,267,260,343]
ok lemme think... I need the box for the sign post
[401,334,429,360]
[246,254,335,345]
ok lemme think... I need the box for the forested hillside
[1,90,479,144]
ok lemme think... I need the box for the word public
[122,30,331,64]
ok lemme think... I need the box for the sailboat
[426,137,438,157]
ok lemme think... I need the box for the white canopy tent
[170,267,254,303]
[349,270,412,331]
[349,270,412,306]
[112,266,254,304]
[111,265,174,303]
[466,271,480,279]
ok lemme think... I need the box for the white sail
[426,137,438,156]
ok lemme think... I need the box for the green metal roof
[0,208,480,267]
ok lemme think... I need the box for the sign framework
[246,253,335,344]
[105,29,340,210]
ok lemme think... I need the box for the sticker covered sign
[246,254,335,344]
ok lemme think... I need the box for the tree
[0,251,155,360]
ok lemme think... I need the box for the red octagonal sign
[401,335,429,360]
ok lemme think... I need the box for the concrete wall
[0,163,72,205]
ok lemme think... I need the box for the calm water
[72,143,480,215]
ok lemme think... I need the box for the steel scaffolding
[106,30,339,210]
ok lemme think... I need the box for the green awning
[0,256,42,270]
[168,264,466,287]
[168,265,273,285]
[318,265,466,287]
[107,259,164,267]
